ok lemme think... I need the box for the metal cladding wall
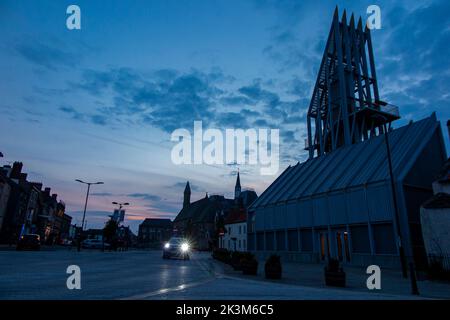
[254,182,393,232]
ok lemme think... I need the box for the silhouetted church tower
[183,181,191,209]
[234,170,241,200]
[306,7,400,159]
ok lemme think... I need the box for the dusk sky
[1,0,449,233]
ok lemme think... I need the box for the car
[82,239,110,249]
[16,234,41,251]
[59,239,73,246]
[162,237,191,260]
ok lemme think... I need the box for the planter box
[324,270,346,287]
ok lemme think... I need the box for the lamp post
[111,202,130,251]
[112,201,129,211]
[372,114,419,295]
[75,179,104,251]
[112,202,129,224]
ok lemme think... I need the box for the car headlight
[180,243,189,252]
[164,243,170,249]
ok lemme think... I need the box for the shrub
[212,248,230,263]
[231,251,244,270]
[265,254,282,279]
[240,252,258,275]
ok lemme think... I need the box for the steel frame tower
[306,8,400,159]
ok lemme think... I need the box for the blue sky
[0,0,449,232]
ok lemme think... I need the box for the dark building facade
[0,162,71,244]
[138,218,173,248]
[0,162,33,243]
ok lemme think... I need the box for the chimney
[52,194,58,201]
[10,162,23,179]
[44,187,51,197]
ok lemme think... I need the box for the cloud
[59,105,85,121]
[72,68,224,133]
[66,65,311,167]
[215,112,250,128]
[238,82,280,105]
[91,192,114,197]
[171,182,204,192]
[15,40,78,71]
[375,0,450,123]
[127,193,162,202]
[91,114,107,126]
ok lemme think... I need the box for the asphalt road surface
[0,249,418,300]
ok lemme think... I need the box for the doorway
[335,230,351,262]
[319,232,330,261]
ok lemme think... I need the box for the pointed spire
[184,181,191,193]
[183,181,191,209]
[205,192,208,199]
[236,169,241,189]
[234,169,241,200]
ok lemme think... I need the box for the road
[0,249,419,300]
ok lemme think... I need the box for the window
[238,240,241,248]
[350,225,371,254]
[256,232,264,251]
[265,232,275,251]
[244,225,247,234]
[239,226,242,234]
[243,239,246,249]
[287,229,299,251]
[248,233,255,251]
[300,229,313,252]
[373,223,396,254]
[276,230,285,251]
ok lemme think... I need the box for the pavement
[0,249,448,300]
[219,257,450,300]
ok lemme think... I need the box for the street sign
[112,209,125,223]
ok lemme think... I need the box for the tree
[103,219,118,250]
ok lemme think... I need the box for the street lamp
[111,202,130,227]
[75,179,104,231]
[75,179,104,251]
[112,201,130,211]
[372,114,419,295]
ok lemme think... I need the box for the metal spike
[357,17,363,30]
[349,13,355,27]
[341,10,347,24]
[333,6,339,20]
